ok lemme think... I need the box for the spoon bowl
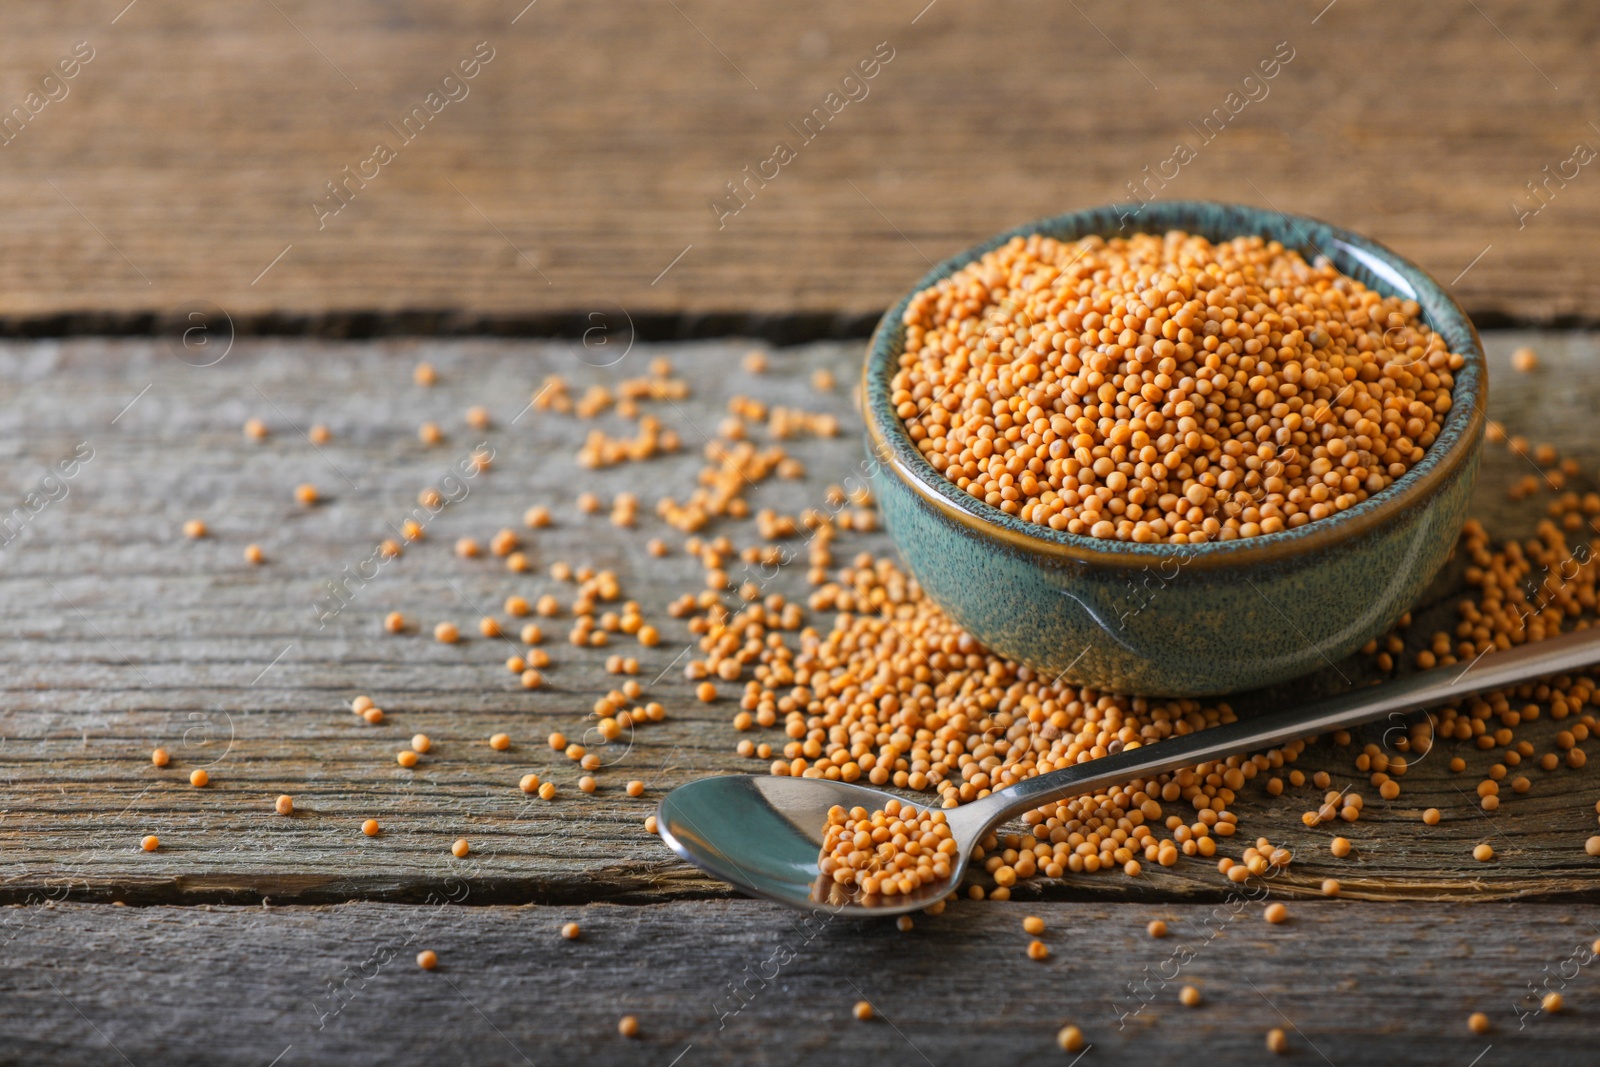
[657,627,1600,917]
[655,774,982,917]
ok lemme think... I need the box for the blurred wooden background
[2,0,1598,333]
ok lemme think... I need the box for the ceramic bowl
[861,200,1485,697]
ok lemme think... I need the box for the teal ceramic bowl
[862,201,1485,697]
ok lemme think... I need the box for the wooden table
[4,334,1600,1065]
[6,2,1600,1063]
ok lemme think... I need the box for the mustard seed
[506,596,530,617]
[538,782,557,800]
[1512,346,1540,372]
[617,1016,639,1038]
[414,362,436,386]
[561,922,580,940]
[1027,939,1050,961]
[479,617,501,638]
[416,950,437,970]
[452,839,470,858]
[1468,1012,1490,1034]
[519,774,540,793]
[412,734,431,753]
[362,819,380,836]
[1056,1026,1084,1053]
[1264,902,1288,924]
[1423,808,1441,825]
[1179,985,1201,1007]
[548,732,566,750]
[896,915,914,932]
[295,483,319,506]
[141,835,159,851]
[1543,992,1563,1012]
[466,405,490,430]
[626,780,644,797]
[853,1000,872,1021]
[524,505,551,528]
[384,611,406,633]
[489,733,511,751]
[183,519,207,539]
[352,695,373,714]
[363,707,385,725]
[244,544,264,564]
[644,815,658,834]
[189,769,209,787]
[1586,836,1600,856]
[244,417,268,440]
[1322,878,1341,897]
[579,776,597,793]
[397,750,418,768]
[521,669,544,689]
[434,622,459,644]
[1330,837,1351,858]
[151,748,170,767]
[309,424,331,444]
[455,537,480,559]
[1267,1028,1288,1053]
[1146,919,1166,938]
[275,795,294,815]
[1473,843,1495,862]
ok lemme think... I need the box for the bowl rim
[862,199,1487,571]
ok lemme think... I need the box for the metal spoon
[656,625,1600,918]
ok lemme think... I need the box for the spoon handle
[963,626,1600,833]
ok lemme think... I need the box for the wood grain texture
[4,334,1600,908]
[3,899,1596,1066]
[0,1,1596,328]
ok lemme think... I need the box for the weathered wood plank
[0,2,1595,327]
[3,899,1595,1066]
[3,333,1600,906]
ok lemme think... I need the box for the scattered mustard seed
[1468,1012,1490,1034]
[452,839,470,858]
[1264,902,1288,924]
[189,769,209,788]
[519,774,541,793]
[1267,1028,1289,1054]
[275,795,294,815]
[1179,985,1201,1007]
[626,780,645,797]
[1146,919,1167,938]
[1474,844,1496,862]
[1512,346,1540,372]
[244,543,264,564]
[362,819,380,836]
[1330,837,1352,858]
[244,417,269,440]
[397,750,418,768]
[561,922,580,940]
[1027,939,1050,961]
[538,782,557,800]
[618,1016,639,1039]
[141,835,159,852]
[295,483,319,506]
[1056,1026,1084,1053]
[1543,992,1563,1013]
[579,776,597,793]
[183,519,207,539]
[1423,808,1441,826]
[489,733,511,751]
[853,1000,873,1021]
[414,362,436,386]
[434,622,460,644]
[416,949,437,970]
[384,612,406,634]
[151,748,170,767]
